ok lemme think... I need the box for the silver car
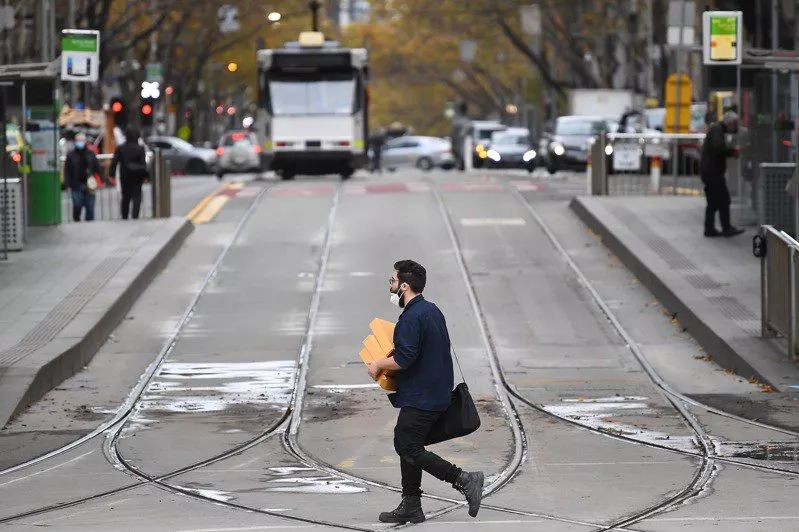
[381,136,455,171]
[147,136,218,175]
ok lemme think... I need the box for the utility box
[0,178,25,251]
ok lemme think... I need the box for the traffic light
[140,100,154,126]
[110,98,128,127]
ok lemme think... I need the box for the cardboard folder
[359,318,398,391]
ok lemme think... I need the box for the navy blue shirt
[390,295,454,412]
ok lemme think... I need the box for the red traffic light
[112,101,123,113]
[141,103,153,116]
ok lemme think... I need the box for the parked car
[147,136,218,175]
[485,128,537,172]
[539,116,614,174]
[215,131,262,178]
[381,135,455,171]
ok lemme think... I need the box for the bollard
[585,151,592,195]
[650,156,661,194]
[151,149,172,218]
[464,136,473,172]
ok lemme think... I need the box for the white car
[216,131,262,177]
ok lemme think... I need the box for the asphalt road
[1,169,796,531]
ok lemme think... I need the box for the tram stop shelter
[0,60,62,230]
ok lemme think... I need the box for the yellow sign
[665,74,692,133]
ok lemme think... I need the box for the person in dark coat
[110,128,149,220]
[64,132,100,222]
[366,260,485,524]
[699,111,744,238]
[368,126,385,173]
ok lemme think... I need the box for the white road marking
[648,516,799,522]
[349,271,374,277]
[0,449,95,488]
[312,383,381,390]
[460,217,526,226]
[174,526,314,531]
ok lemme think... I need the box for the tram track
[2,174,795,531]
[492,179,798,530]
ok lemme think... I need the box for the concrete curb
[569,196,796,392]
[0,218,194,428]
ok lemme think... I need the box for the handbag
[86,175,99,194]
[424,321,481,445]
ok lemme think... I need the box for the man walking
[110,128,149,220]
[367,260,484,524]
[699,111,744,238]
[64,132,100,222]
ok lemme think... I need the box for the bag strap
[428,315,466,384]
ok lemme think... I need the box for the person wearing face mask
[64,132,100,222]
[367,260,484,524]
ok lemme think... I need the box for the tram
[256,32,369,180]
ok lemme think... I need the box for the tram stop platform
[570,195,799,393]
[0,218,192,428]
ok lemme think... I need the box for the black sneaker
[722,227,745,237]
[704,229,722,237]
[453,471,484,518]
[378,496,425,524]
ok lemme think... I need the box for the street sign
[703,11,742,65]
[612,144,642,171]
[218,5,240,33]
[459,40,476,63]
[146,63,163,82]
[0,5,15,30]
[667,0,695,46]
[519,5,541,37]
[61,30,100,82]
[664,73,692,133]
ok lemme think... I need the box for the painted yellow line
[337,457,356,468]
[193,195,230,224]
[186,182,230,220]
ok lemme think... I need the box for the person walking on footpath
[64,132,100,222]
[366,260,484,524]
[110,128,149,220]
[699,110,744,238]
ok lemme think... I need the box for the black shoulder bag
[424,320,481,445]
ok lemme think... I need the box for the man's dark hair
[125,128,140,143]
[394,260,426,293]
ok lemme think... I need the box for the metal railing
[60,150,169,222]
[589,132,707,196]
[758,225,799,359]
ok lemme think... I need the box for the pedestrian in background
[64,132,100,222]
[368,126,385,173]
[367,260,484,524]
[699,111,744,238]
[110,128,149,220]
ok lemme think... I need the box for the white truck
[567,89,640,118]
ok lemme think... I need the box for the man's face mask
[75,141,86,149]
[390,278,406,308]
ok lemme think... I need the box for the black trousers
[704,181,731,232]
[121,183,143,220]
[394,407,461,497]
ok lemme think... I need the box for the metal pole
[672,0,687,194]
[310,1,321,32]
[772,0,779,162]
[737,64,743,217]
[646,0,655,98]
[21,82,28,233]
[68,0,76,107]
[2,85,8,260]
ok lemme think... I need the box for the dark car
[485,128,536,172]
[147,136,218,175]
[539,116,613,174]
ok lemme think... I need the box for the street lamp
[268,12,281,22]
